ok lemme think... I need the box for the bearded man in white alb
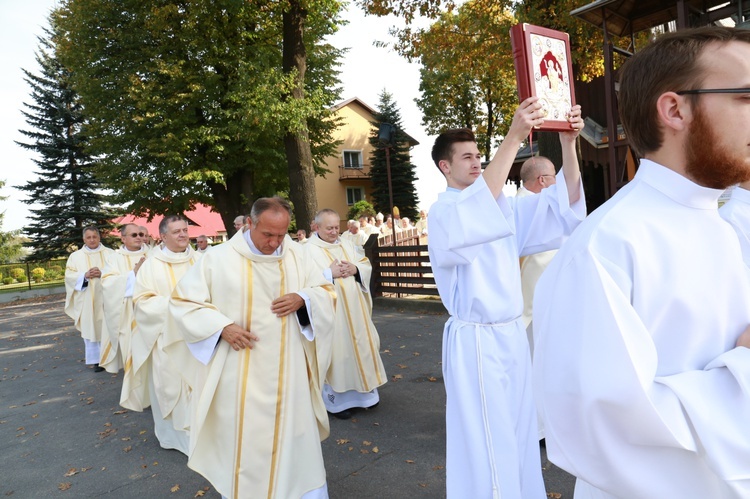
[120,215,200,455]
[428,100,585,499]
[167,197,336,499]
[307,209,386,419]
[64,226,114,372]
[99,223,148,373]
[534,27,750,498]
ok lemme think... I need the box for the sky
[0,0,447,232]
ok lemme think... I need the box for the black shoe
[93,364,105,372]
[329,409,352,420]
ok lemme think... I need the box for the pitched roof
[112,203,227,239]
[331,96,420,147]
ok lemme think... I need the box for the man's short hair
[431,128,476,172]
[250,197,292,225]
[619,26,750,157]
[159,215,186,236]
[119,223,137,236]
[520,156,554,184]
[82,225,100,238]
[314,208,339,225]
[197,235,207,240]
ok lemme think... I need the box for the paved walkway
[0,295,575,498]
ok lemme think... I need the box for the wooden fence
[363,229,438,298]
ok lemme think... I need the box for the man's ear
[656,91,692,133]
[438,159,451,176]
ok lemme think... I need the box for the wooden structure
[363,231,437,298]
[570,0,749,201]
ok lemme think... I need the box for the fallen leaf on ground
[412,352,420,356]
[64,468,78,477]
[432,465,444,471]
[547,493,562,499]
[360,449,369,454]
[171,485,180,493]
[195,491,205,497]
[114,410,127,415]
[405,460,415,464]
[362,440,372,446]
[397,364,408,369]
[392,374,403,381]
[372,447,379,453]
[123,446,132,453]
[58,483,72,491]
[428,377,437,382]
[336,439,349,445]
[419,483,428,488]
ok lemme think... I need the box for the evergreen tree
[0,180,24,264]
[368,90,419,221]
[16,24,115,261]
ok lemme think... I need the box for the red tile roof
[112,203,227,239]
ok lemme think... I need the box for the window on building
[343,150,363,169]
[346,187,364,206]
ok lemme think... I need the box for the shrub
[49,265,62,273]
[347,200,375,221]
[10,268,26,281]
[31,268,46,281]
[2,277,12,285]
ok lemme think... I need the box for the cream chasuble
[100,246,148,373]
[64,245,114,346]
[305,235,386,396]
[120,246,199,421]
[167,231,336,499]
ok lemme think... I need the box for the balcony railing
[339,164,372,180]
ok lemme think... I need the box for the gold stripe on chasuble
[234,259,254,498]
[338,279,370,391]
[267,259,287,499]
[124,355,132,373]
[340,245,382,385]
[100,341,112,362]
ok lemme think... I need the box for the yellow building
[314,97,418,224]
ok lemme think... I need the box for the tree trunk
[283,0,318,233]
[536,131,563,171]
[207,169,255,239]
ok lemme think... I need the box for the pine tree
[16,24,115,261]
[368,90,420,221]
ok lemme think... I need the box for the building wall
[314,101,378,225]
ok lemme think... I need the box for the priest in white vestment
[340,219,369,247]
[100,224,148,373]
[167,197,336,499]
[516,155,561,442]
[428,100,586,498]
[120,215,200,455]
[64,226,114,371]
[194,234,211,253]
[306,209,386,419]
[534,28,750,499]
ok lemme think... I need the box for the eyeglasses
[675,88,750,95]
[128,232,146,237]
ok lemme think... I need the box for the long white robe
[120,245,199,455]
[340,229,368,247]
[428,172,585,499]
[534,160,750,498]
[167,232,336,499]
[719,186,750,265]
[305,234,386,411]
[100,246,148,373]
[64,244,114,364]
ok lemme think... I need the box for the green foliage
[414,1,518,158]
[0,180,24,264]
[2,277,12,285]
[10,268,26,281]
[368,90,420,221]
[347,200,375,221]
[31,267,46,281]
[16,23,116,261]
[53,0,344,231]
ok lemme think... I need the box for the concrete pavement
[0,294,575,498]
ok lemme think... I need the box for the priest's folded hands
[220,323,260,351]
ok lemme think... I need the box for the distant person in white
[534,27,750,499]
